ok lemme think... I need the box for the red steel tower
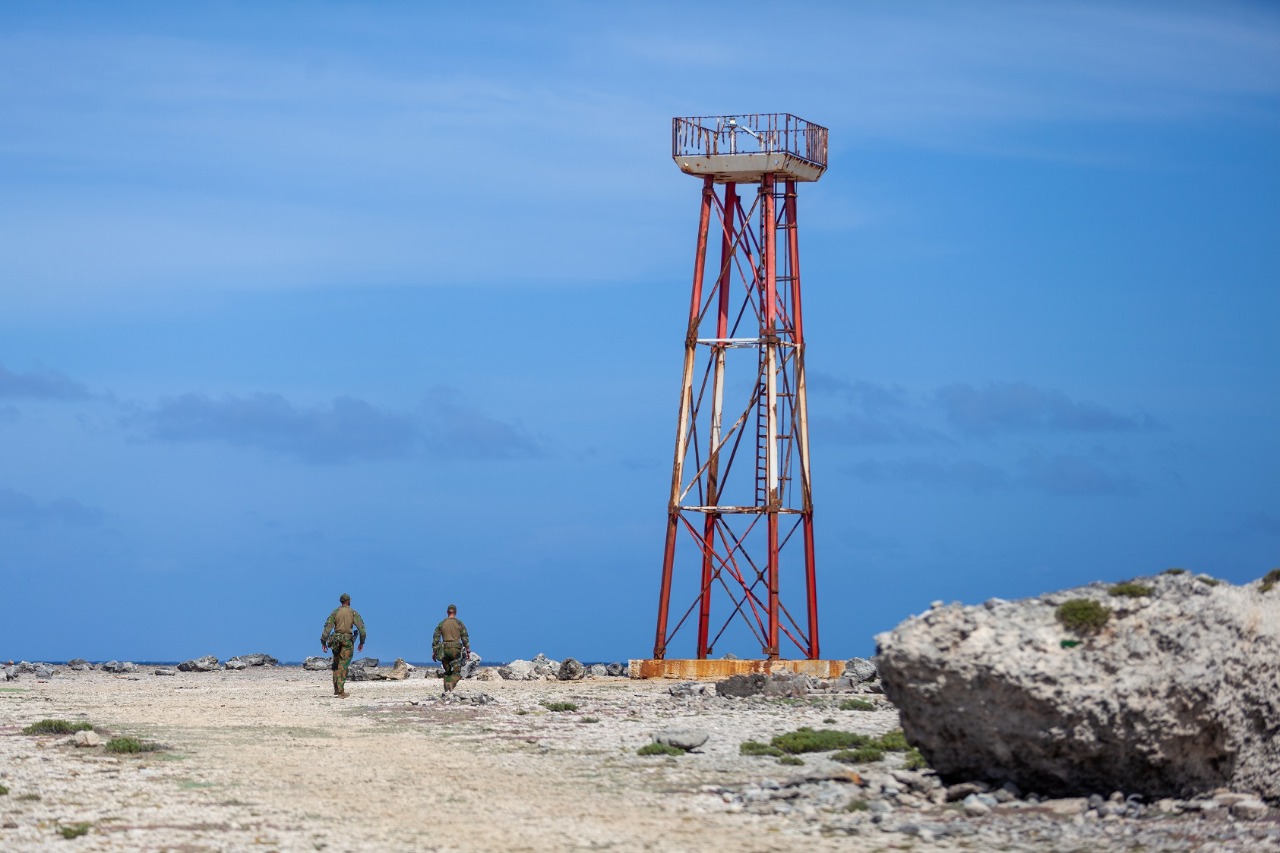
[654,114,828,662]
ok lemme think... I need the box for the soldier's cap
[447,603,457,613]
[340,593,351,603]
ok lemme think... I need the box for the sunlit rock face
[876,572,1280,801]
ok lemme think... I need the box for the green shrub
[903,747,928,770]
[1162,568,1187,575]
[541,701,578,712]
[771,727,874,754]
[104,736,158,754]
[740,740,785,757]
[777,755,804,766]
[1055,598,1111,632]
[580,717,600,724]
[832,745,885,764]
[59,822,92,839]
[1198,576,1222,587]
[0,783,8,795]
[1109,582,1153,598]
[838,698,876,712]
[22,719,93,735]
[637,742,683,757]
[845,800,870,812]
[1261,569,1280,593]
[878,729,910,751]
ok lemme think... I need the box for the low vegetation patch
[1109,582,1153,598]
[1163,567,1187,575]
[59,822,92,840]
[1198,576,1222,587]
[637,742,683,757]
[903,747,928,770]
[22,719,93,735]
[766,726,916,764]
[580,716,600,724]
[540,701,578,713]
[1261,569,1280,593]
[0,783,8,795]
[839,698,876,712]
[1055,598,1111,633]
[740,740,786,757]
[777,755,804,766]
[833,745,884,764]
[104,736,160,754]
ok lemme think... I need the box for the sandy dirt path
[0,668,902,852]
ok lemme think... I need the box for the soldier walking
[321,593,366,698]
[432,604,470,695]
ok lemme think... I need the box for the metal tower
[654,114,828,662]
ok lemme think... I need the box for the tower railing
[673,114,828,169]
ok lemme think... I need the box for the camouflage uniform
[432,611,469,692]
[321,601,367,696]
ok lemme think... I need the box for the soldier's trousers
[440,643,463,691]
[330,637,354,694]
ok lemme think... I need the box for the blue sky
[3,1,1277,663]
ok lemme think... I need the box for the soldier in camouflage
[432,604,469,695]
[320,593,366,698]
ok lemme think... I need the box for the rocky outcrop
[557,658,586,681]
[229,653,277,667]
[177,655,220,672]
[876,571,1280,801]
[302,656,329,671]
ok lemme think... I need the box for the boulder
[605,662,627,677]
[370,659,413,681]
[586,664,608,677]
[177,655,220,672]
[71,730,101,747]
[499,660,537,681]
[461,651,482,680]
[102,661,137,674]
[557,658,586,681]
[32,664,54,679]
[531,653,560,679]
[844,657,879,684]
[715,673,809,699]
[229,653,277,667]
[652,729,710,751]
[66,659,92,671]
[3,665,16,681]
[876,572,1280,801]
[224,659,248,671]
[352,657,379,669]
[302,656,330,671]
[154,668,177,677]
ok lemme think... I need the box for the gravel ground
[1,666,1277,851]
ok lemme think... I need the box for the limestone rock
[302,656,330,671]
[177,655,220,672]
[876,572,1280,801]
[652,729,710,751]
[499,660,537,681]
[66,658,93,671]
[224,659,248,671]
[71,730,101,747]
[715,673,809,699]
[557,658,585,681]
[154,668,177,677]
[102,661,137,674]
[605,662,627,677]
[229,653,277,667]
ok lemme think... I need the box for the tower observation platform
[672,114,828,183]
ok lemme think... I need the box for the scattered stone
[714,673,808,699]
[652,729,710,751]
[229,653,278,667]
[3,665,16,681]
[877,572,1280,800]
[557,658,585,681]
[71,730,101,747]
[154,668,177,677]
[102,661,137,674]
[177,655,220,673]
[1230,799,1269,820]
[668,682,709,698]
